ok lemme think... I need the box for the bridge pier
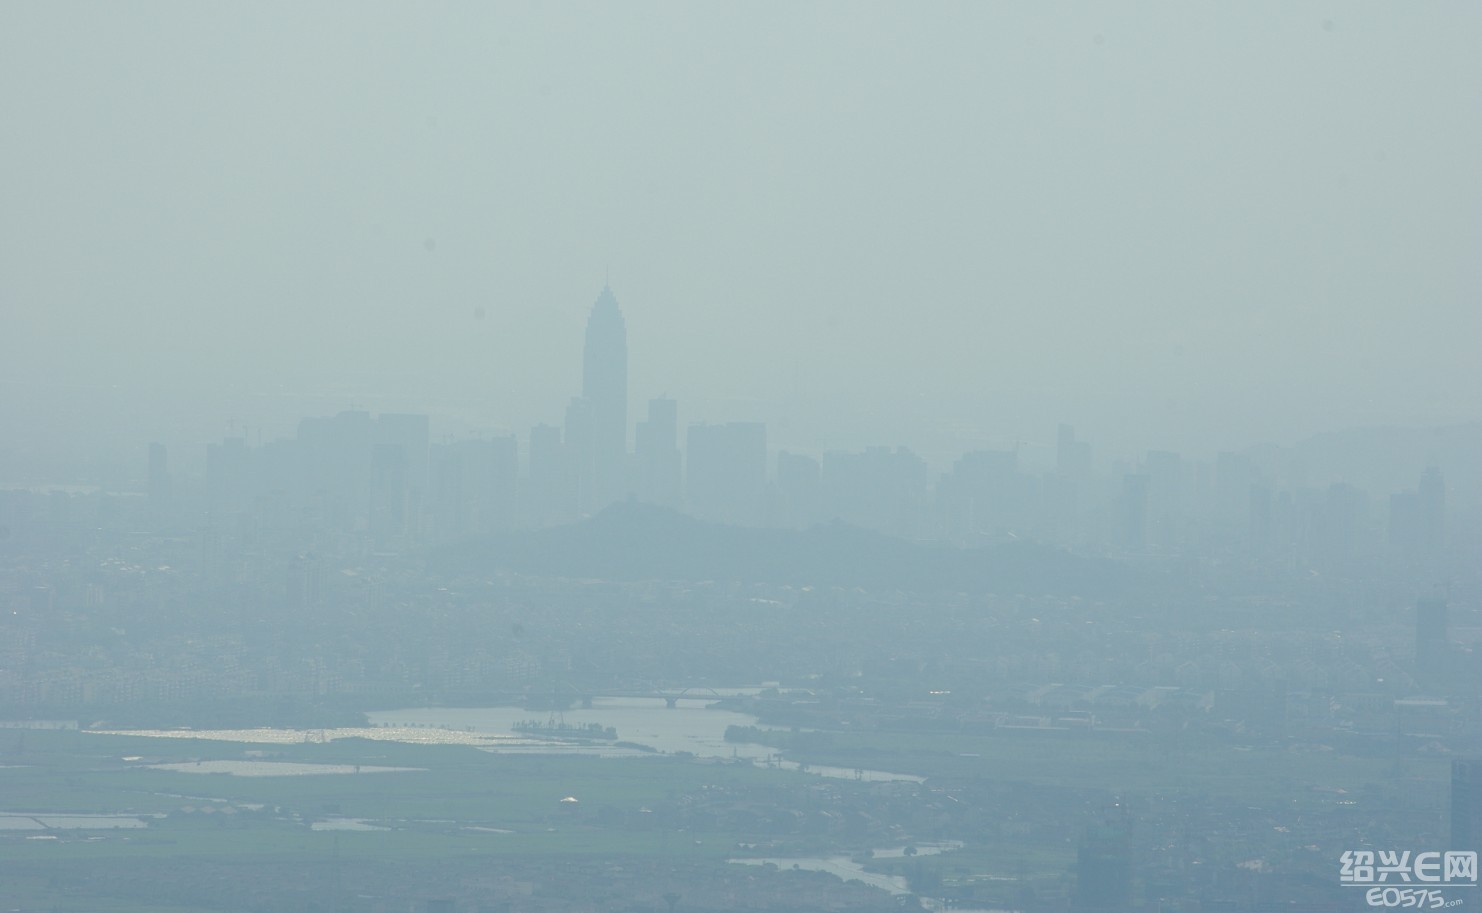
[664,696,678,709]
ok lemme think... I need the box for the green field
[1,728,798,859]
[2,728,831,910]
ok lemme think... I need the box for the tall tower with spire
[579,283,628,511]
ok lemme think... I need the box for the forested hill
[431,502,1138,597]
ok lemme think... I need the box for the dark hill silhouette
[432,502,1134,597]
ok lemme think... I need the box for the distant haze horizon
[3,3,1478,482]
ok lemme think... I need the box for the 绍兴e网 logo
[1341,851,1476,908]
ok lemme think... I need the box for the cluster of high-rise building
[118,286,1463,571]
[176,286,772,538]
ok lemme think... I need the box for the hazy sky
[3,2,1479,473]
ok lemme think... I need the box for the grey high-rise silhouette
[579,284,628,512]
[1453,759,1482,855]
[635,397,681,509]
[687,422,766,526]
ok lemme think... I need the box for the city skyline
[4,3,1479,479]
[4,278,1480,517]
[104,285,1471,569]
[11,278,1482,506]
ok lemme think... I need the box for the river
[365,697,923,782]
[92,695,922,783]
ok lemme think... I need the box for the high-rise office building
[1143,450,1183,548]
[485,434,519,530]
[426,436,517,538]
[376,414,430,491]
[564,395,596,513]
[1119,473,1149,550]
[429,443,468,541]
[525,423,569,526]
[205,436,253,515]
[1417,598,1449,678]
[1051,425,1092,544]
[580,284,628,511]
[1074,804,1133,913]
[939,449,1021,541]
[776,451,822,529]
[1390,468,1446,556]
[686,422,766,526]
[1248,484,1273,552]
[1316,482,1367,565]
[371,413,430,539]
[1056,424,1092,480]
[1419,467,1446,549]
[297,411,374,530]
[1453,759,1482,855]
[369,442,409,538]
[820,446,928,538]
[147,442,170,506]
[1214,451,1257,526]
[635,397,681,509]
